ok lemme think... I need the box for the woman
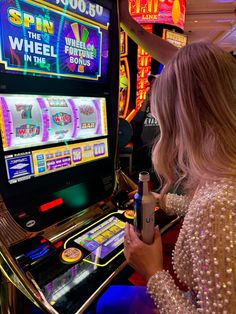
[124,41,236,313]
[119,1,236,313]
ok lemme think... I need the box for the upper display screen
[0,0,110,81]
[0,94,107,151]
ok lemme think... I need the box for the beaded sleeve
[147,270,197,313]
[164,193,190,216]
[147,181,236,313]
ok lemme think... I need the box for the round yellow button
[124,209,135,219]
[61,247,82,263]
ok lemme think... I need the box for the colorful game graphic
[65,22,101,76]
[129,0,186,30]
[74,216,125,259]
[42,260,95,304]
[5,138,108,183]
[0,94,107,151]
[5,154,34,182]
[42,97,74,141]
[32,138,108,176]
[163,29,187,49]
[0,0,109,81]
[70,97,107,138]
[0,95,43,149]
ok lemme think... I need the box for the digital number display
[55,0,103,18]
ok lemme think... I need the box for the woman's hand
[128,190,163,207]
[151,192,165,208]
[128,190,136,198]
[118,0,178,65]
[124,223,163,282]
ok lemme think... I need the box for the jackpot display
[0,0,110,81]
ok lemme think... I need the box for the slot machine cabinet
[0,0,132,313]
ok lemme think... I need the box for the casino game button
[124,209,135,219]
[61,247,82,263]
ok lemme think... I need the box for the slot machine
[0,0,131,313]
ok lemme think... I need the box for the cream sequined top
[147,177,236,313]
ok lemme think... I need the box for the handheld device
[134,171,155,244]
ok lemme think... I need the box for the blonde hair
[151,42,236,195]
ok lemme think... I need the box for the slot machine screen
[74,215,125,259]
[0,0,119,232]
[0,0,121,312]
[0,94,108,184]
[0,93,115,231]
[0,0,110,83]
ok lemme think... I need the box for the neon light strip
[39,198,63,212]
[83,249,124,267]
[0,97,12,148]
[0,262,12,283]
[136,24,152,109]
[119,57,130,119]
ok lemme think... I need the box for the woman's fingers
[128,190,137,198]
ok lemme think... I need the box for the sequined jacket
[147,178,236,313]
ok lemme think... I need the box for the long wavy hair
[151,42,236,195]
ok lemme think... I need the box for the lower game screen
[41,216,125,305]
[74,216,125,259]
